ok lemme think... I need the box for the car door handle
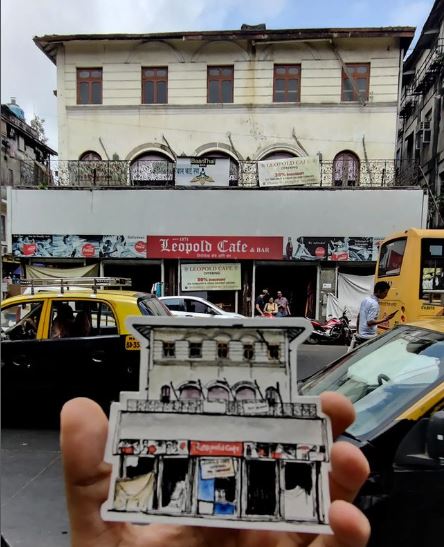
[11,355,32,369]
[91,351,106,364]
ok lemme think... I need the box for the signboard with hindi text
[258,156,321,187]
[175,157,230,187]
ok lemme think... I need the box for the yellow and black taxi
[1,278,171,424]
[301,318,444,547]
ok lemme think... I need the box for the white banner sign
[200,458,235,479]
[181,263,241,291]
[175,158,230,187]
[258,156,321,187]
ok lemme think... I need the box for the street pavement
[1,344,347,547]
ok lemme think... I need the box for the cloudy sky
[1,0,434,150]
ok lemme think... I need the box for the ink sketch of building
[102,317,333,533]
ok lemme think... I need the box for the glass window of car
[139,296,171,315]
[159,298,185,312]
[189,300,215,314]
[378,237,407,277]
[301,326,444,439]
[49,300,118,338]
[1,301,44,340]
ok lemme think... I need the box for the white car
[159,296,244,318]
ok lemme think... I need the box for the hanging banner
[12,234,147,259]
[147,236,283,260]
[175,158,230,187]
[181,263,241,291]
[200,458,235,479]
[283,236,383,262]
[258,156,321,187]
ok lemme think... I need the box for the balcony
[401,38,444,110]
[16,158,420,189]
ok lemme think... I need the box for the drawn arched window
[200,151,239,186]
[207,384,230,402]
[160,385,171,403]
[79,151,102,161]
[333,151,360,187]
[130,151,174,186]
[265,386,279,406]
[179,383,202,400]
[235,385,256,401]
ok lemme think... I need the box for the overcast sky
[1,0,434,150]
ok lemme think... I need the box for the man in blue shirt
[357,281,397,339]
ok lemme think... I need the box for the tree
[30,114,48,144]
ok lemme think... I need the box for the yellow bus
[375,228,444,332]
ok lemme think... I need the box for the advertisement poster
[147,236,283,260]
[175,157,230,187]
[258,156,321,187]
[200,458,235,479]
[12,234,147,259]
[283,236,382,262]
[181,263,241,291]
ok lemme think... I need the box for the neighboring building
[398,0,444,227]
[1,98,57,279]
[6,25,425,318]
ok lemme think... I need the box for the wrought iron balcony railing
[14,158,420,189]
[400,38,444,117]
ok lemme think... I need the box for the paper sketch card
[101,317,333,534]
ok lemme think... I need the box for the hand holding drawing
[61,393,370,547]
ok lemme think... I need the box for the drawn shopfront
[102,317,333,532]
[106,400,330,529]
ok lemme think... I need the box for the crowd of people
[255,288,291,318]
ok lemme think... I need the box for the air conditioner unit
[417,121,432,145]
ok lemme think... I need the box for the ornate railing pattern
[126,398,318,417]
[16,158,419,188]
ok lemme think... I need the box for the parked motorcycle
[306,310,353,345]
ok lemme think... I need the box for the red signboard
[147,236,283,260]
[190,441,243,457]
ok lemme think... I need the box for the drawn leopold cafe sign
[147,236,283,260]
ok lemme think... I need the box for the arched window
[200,151,239,186]
[261,151,297,161]
[207,384,230,401]
[179,383,202,400]
[333,151,360,187]
[235,385,256,401]
[130,151,174,186]
[79,151,102,161]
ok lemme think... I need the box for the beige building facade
[12,26,423,319]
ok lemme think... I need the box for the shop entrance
[160,457,189,512]
[283,462,315,521]
[245,460,277,516]
[255,264,318,317]
[103,261,161,293]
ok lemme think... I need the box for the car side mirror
[427,410,444,460]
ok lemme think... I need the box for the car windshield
[138,296,171,316]
[300,326,444,439]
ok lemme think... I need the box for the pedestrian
[356,281,398,340]
[263,297,278,317]
[255,288,270,316]
[275,290,291,317]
